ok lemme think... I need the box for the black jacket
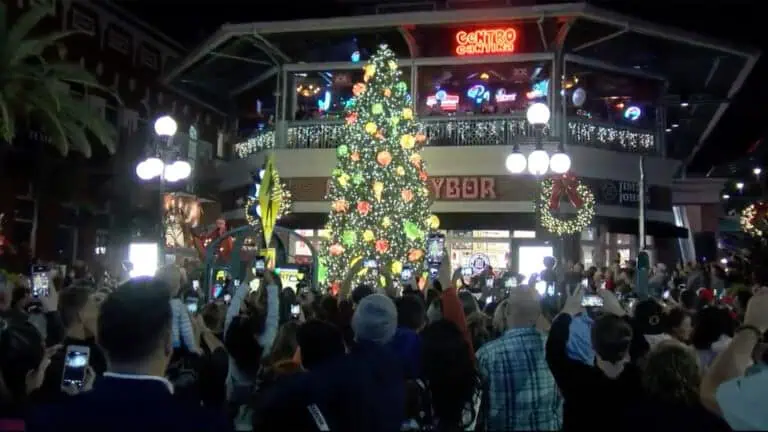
[545,314,642,431]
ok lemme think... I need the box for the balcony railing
[233,115,656,159]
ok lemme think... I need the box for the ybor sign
[323,176,498,200]
[429,177,497,200]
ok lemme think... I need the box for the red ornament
[408,248,424,262]
[345,112,358,125]
[401,189,414,202]
[418,170,428,181]
[375,239,390,253]
[548,173,584,210]
[357,201,371,216]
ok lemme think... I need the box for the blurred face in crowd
[670,314,693,343]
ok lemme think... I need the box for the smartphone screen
[581,278,589,288]
[426,233,445,264]
[663,290,671,300]
[401,268,413,282]
[504,278,517,288]
[428,266,439,280]
[290,304,301,318]
[486,277,494,288]
[461,267,472,277]
[582,294,604,308]
[185,297,198,314]
[535,280,547,296]
[61,345,89,389]
[31,265,50,298]
[223,293,232,303]
[192,280,200,291]
[253,258,266,276]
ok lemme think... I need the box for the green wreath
[537,176,595,236]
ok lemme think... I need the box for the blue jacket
[258,341,405,432]
[26,375,231,432]
[389,327,422,379]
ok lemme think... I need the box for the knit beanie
[351,294,397,345]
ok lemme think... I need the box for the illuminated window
[473,230,510,238]
[513,230,536,239]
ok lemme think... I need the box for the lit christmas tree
[323,45,438,289]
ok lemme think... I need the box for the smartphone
[582,294,604,308]
[185,297,198,314]
[600,280,606,290]
[581,278,589,288]
[253,258,266,277]
[428,266,439,280]
[535,280,547,296]
[223,293,232,303]
[234,279,241,287]
[663,290,671,300]
[401,268,413,282]
[61,345,90,389]
[426,233,445,265]
[627,298,638,311]
[486,277,494,288]
[290,304,301,318]
[192,280,200,291]
[485,296,494,304]
[31,265,50,298]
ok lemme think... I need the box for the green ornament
[342,230,357,247]
[391,116,400,125]
[332,168,342,177]
[337,145,349,157]
[318,257,328,283]
[371,103,383,115]
[352,173,365,185]
[396,81,407,92]
[403,220,423,241]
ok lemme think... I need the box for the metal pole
[158,175,165,267]
[639,156,646,248]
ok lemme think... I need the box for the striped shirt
[477,327,562,431]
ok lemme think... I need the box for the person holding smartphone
[37,286,106,402]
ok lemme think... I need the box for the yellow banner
[260,248,276,270]
[258,155,282,246]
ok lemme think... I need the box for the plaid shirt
[477,327,562,431]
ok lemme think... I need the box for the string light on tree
[322,44,435,290]
[740,202,768,237]
[537,174,595,236]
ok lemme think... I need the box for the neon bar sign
[455,28,517,56]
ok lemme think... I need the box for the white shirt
[716,369,768,430]
[103,372,174,394]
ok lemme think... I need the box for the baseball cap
[633,299,665,335]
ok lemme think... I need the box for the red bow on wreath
[549,173,584,210]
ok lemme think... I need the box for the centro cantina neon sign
[455,28,517,56]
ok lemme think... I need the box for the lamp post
[134,115,192,266]
[505,103,571,176]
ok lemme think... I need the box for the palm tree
[0,1,118,157]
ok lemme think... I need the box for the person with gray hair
[477,288,562,430]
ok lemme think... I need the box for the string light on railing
[722,193,730,200]
[736,182,744,192]
[754,167,762,176]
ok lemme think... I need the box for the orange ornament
[332,199,349,212]
[352,83,366,96]
[419,170,428,181]
[329,244,344,256]
[401,189,414,202]
[350,151,360,162]
[377,151,392,167]
[357,201,371,216]
[383,88,392,97]
[375,131,384,140]
[409,153,422,168]
[415,133,427,143]
[345,112,358,125]
[408,248,424,262]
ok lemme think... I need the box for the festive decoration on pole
[244,161,292,231]
[740,201,768,237]
[537,173,595,236]
[322,44,433,287]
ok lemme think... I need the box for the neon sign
[455,28,517,56]
[426,90,459,111]
[495,89,517,103]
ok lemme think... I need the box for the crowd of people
[0,255,765,431]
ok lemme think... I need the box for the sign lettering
[429,177,497,200]
[455,28,517,56]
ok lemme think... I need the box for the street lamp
[134,115,192,267]
[506,103,570,176]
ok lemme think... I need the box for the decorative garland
[740,201,768,237]
[537,174,595,236]
[244,172,293,227]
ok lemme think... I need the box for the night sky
[116,0,767,175]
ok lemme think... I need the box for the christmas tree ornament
[342,231,357,247]
[391,261,403,274]
[401,189,414,202]
[382,216,392,228]
[345,112,358,124]
[428,215,440,229]
[329,244,344,256]
[375,239,390,253]
[395,166,405,176]
[371,103,383,114]
[352,83,366,96]
[357,201,371,216]
[336,145,349,157]
[402,108,413,120]
[373,181,384,201]
[363,230,375,242]
[332,200,348,213]
[377,150,392,166]
[350,151,360,162]
[383,88,391,97]
[365,122,377,134]
[400,134,415,149]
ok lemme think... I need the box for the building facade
[165,4,757,277]
[1,0,225,270]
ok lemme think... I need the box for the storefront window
[581,227,595,241]
[289,67,411,121]
[564,62,662,130]
[416,62,551,117]
[582,245,595,268]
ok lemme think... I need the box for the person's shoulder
[476,337,503,359]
